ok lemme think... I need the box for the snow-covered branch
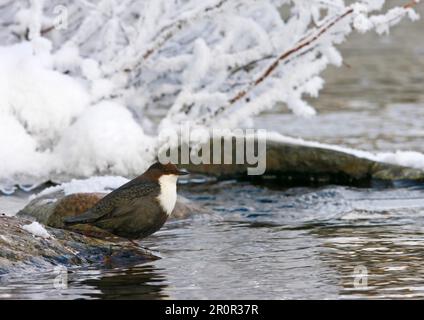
[0,0,420,183]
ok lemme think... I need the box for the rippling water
[2,182,424,299]
[1,1,424,300]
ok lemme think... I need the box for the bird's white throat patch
[157,174,178,215]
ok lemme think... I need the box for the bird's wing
[63,180,159,225]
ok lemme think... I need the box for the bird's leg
[103,244,113,265]
[126,239,151,253]
[129,240,139,247]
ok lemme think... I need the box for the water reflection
[76,264,169,300]
[0,263,169,300]
[313,225,424,299]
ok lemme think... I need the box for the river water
[1,2,424,299]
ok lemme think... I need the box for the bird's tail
[63,211,99,226]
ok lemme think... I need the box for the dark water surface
[2,182,424,299]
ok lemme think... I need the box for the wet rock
[172,196,212,219]
[18,192,106,229]
[3,188,207,275]
[0,215,158,276]
[172,137,424,186]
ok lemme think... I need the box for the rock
[3,187,208,275]
[172,196,212,219]
[0,215,158,275]
[18,192,107,229]
[170,136,424,186]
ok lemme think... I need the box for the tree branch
[227,0,419,106]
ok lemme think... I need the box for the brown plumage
[63,162,188,239]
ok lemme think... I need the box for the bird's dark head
[143,162,189,180]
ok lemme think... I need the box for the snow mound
[55,101,154,177]
[0,41,153,185]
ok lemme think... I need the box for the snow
[22,221,51,239]
[376,151,424,171]
[0,41,89,184]
[268,132,424,171]
[0,114,51,184]
[0,41,89,138]
[55,101,154,177]
[0,1,421,184]
[33,176,129,199]
[0,42,153,184]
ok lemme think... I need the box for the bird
[63,162,189,240]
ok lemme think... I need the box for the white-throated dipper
[63,162,188,240]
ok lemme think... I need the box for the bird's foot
[103,254,112,265]
[102,245,114,265]
[127,240,150,252]
[129,240,139,247]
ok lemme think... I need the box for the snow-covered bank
[0,41,154,186]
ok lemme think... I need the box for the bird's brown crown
[141,162,188,181]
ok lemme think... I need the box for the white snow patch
[267,132,424,171]
[0,42,154,184]
[375,151,424,171]
[0,114,52,183]
[55,101,154,177]
[33,175,129,199]
[0,235,11,243]
[0,41,89,139]
[22,221,51,239]
[0,41,89,183]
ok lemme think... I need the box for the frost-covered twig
[207,0,420,127]
[228,7,355,106]
[229,0,419,105]
[103,0,232,76]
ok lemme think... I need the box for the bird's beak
[177,168,189,176]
